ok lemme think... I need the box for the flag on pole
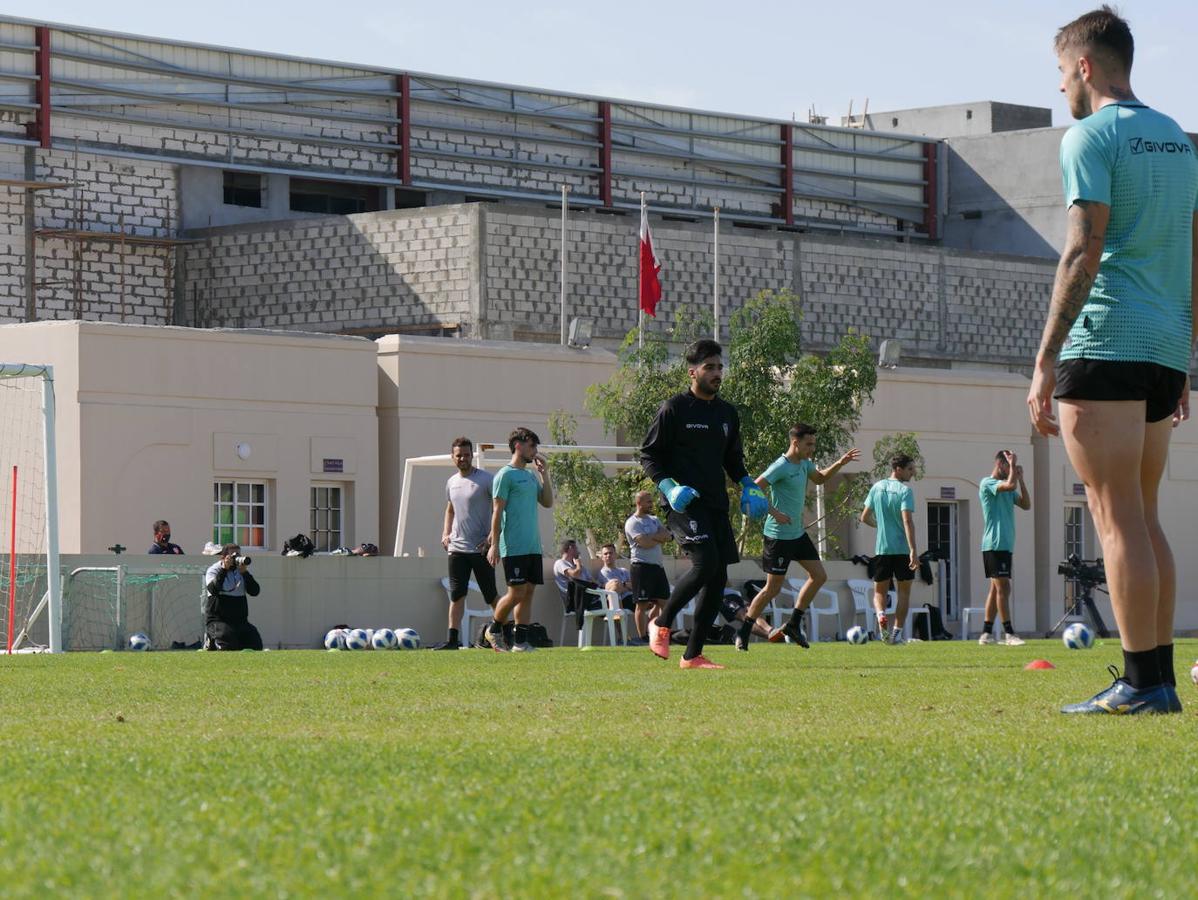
[638,201,662,317]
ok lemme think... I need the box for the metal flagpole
[713,206,720,341]
[639,192,645,349]
[560,184,569,346]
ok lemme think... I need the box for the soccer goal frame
[393,443,640,557]
[0,364,62,653]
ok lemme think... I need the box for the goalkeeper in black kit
[641,339,768,669]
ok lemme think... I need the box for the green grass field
[2,639,1196,898]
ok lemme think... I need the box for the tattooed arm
[1027,200,1110,435]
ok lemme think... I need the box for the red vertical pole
[34,26,51,149]
[923,141,939,239]
[398,73,411,186]
[7,466,16,654]
[599,101,613,208]
[780,123,794,226]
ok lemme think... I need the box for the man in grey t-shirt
[439,436,498,649]
[623,490,673,643]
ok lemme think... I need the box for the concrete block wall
[178,200,1057,369]
[181,204,478,332]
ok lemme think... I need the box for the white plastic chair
[846,579,896,640]
[579,587,630,648]
[960,606,986,640]
[439,577,493,647]
[784,579,843,642]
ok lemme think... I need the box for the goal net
[58,566,207,651]
[0,364,61,653]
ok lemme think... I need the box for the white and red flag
[638,201,662,317]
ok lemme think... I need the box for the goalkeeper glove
[740,477,768,518]
[658,478,699,513]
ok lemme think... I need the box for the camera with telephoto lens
[235,555,252,567]
[1057,553,1104,585]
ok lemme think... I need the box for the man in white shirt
[623,490,673,643]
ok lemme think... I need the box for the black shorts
[630,562,670,604]
[983,550,1012,579]
[872,553,915,583]
[502,554,543,586]
[666,505,739,566]
[1054,359,1187,423]
[761,534,819,574]
[447,552,498,603]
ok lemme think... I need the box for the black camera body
[1057,553,1105,584]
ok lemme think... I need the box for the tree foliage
[552,289,881,558]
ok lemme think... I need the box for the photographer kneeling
[204,544,263,651]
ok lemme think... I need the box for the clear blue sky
[17,1,1198,130]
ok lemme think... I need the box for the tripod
[1044,578,1111,639]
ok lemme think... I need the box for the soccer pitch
[2,641,1195,898]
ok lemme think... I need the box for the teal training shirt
[492,465,542,557]
[761,455,815,540]
[978,476,1016,553]
[865,478,914,555]
[1058,103,1198,371]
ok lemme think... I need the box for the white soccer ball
[344,628,370,650]
[128,632,151,651]
[396,628,422,650]
[323,628,346,650]
[846,625,867,645]
[1062,622,1094,650]
[1190,660,1198,687]
[371,628,398,650]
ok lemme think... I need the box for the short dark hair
[153,520,169,533]
[891,453,914,471]
[559,539,577,554]
[220,543,240,558]
[995,450,1008,461]
[508,427,540,453]
[600,543,616,552]
[451,436,473,452]
[685,339,723,367]
[789,423,817,441]
[1055,5,1133,73]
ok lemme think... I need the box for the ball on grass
[344,628,370,650]
[846,625,867,645]
[1190,660,1198,687]
[128,632,151,651]
[323,629,346,650]
[396,628,422,650]
[371,628,397,650]
[1062,622,1094,650]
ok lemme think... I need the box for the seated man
[595,542,640,644]
[203,544,263,651]
[148,520,184,555]
[552,539,593,613]
[719,589,772,641]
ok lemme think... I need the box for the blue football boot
[1163,684,1183,714]
[1061,665,1177,715]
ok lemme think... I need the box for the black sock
[1157,644,1176,688]
[1002,620,1014,635]
[448,628,460,645]
[737,617,755,639]
[514,624,529,645]
[982,620,993,636]
[788,607,806,628]
[1122,648,1163,690]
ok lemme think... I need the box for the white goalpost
[0,363,62,653]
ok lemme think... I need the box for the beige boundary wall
[68,555,932,650]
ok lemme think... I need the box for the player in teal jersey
[484,427,553,653]
[735,424,860,650]
[860,454,919,643]
[977,450,1031,646]
[1029,7,1197,713]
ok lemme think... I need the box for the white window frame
[310,482,348,552]
[213,479,270,550]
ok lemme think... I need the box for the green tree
[557,289,880,558]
